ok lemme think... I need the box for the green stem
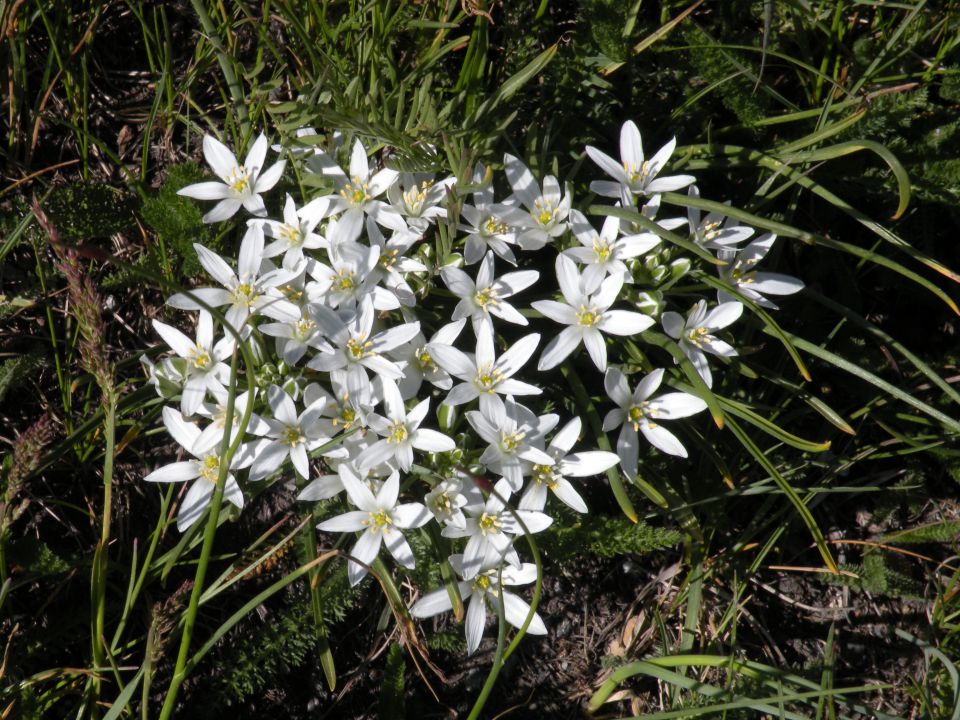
[157,348,241,720]
[90,389,117,715]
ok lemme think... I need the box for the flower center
[481,215,508,237]
[199,454,221,483]
[281,426,304,447]
[341,176,371,207]
[334,269,356,292]
[575,304,601,327]
[474,364,504,393]
[387,421,408,444]
[345,337,372,361]
[416,347,435,371]
[500,429,526,453]
[623,160,650,187]
[379,248,400,272]
[532,197,557,227]
[593,240,612,263]
[279,223,304,246]
[190,347,211,371]
[365,508,392,534]
[332,399,357,429]
[232,279,259,308]
[686,326,709,347]
[293,318,316,342]
[402,182,430,214]
[531,463,559,489]
[478,512,502,535]
[628,401,658,431]
[472,575,493,594]
[474,286,499,309]
[226,166,250,194]
[701,220,721,242]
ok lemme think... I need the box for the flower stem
[158,348,241,720]
[89,388,117,716]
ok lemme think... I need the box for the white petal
[581,328,607,370]
[585,145,626,183]
[660,311,685,339]
[655,392,708,418]
[641,423,688,457]
[410,586,456,618]
[384,529,415,568]
[202,199,242,223]
[412,428,455,453]
[177,181,232,200]
[551,478,588,513]
[347,531,381,586]
[203,134,239,179]
[704,302,743,331]
[175,480,215,532]
[465,594,487,654]
[603,366,631,407]
[598,310,655,336]
[563,450,619,476]
[145,461,198,483]
[317,510,370,532]
[537,326,582,371]
[503,591,547,635]
[531,299,576,325]
[619,120,644,169]
[393,503,432,529]
[244,133,268,176]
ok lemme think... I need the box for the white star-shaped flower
[602,367,707,473]
[411,555,546,655]
[585,121,694,205]
[429,328,541,412]
[316,467,431,586]
[441,251,538,337]
[518,416,619,514]
[532,254,654,371]
[717,233,803,309]
[661,300,743,388]
[177,133,285,222]
[360,378,456,472]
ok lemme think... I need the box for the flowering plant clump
[145,121,804,656]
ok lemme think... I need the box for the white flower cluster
[143,121,803,654]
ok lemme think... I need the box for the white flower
[177,133,285,222]
[386,173,454,231]
[361,378,456,472]
[602,367,707,473]
[459,163,520,265]
[316,467,431,586]
[466,395,557,491]
[151,310,233,417]
[308,137,406,231]
[258,303,334,366]
[429,328,541,412]
[661,300,743,388]
[498,154,572,250]
[308,296,420,388]
[260,194,333,268]
[532,254,654,371]
[410,556,546,654]
[717,233,803,309]
[144,407,247,532]
[247,385,342,481]
[441,251,539,337]
[565,209,660,289]
[303,371,374,434]
[585,121,694,205]
[423,473,483,530]
[441,478,552,579]
[687,186,754,250]
[307,232,380,310]
[166,224,301,333]
[365,218,428,308]
[518,417,619,513]
[390,318,467,400]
